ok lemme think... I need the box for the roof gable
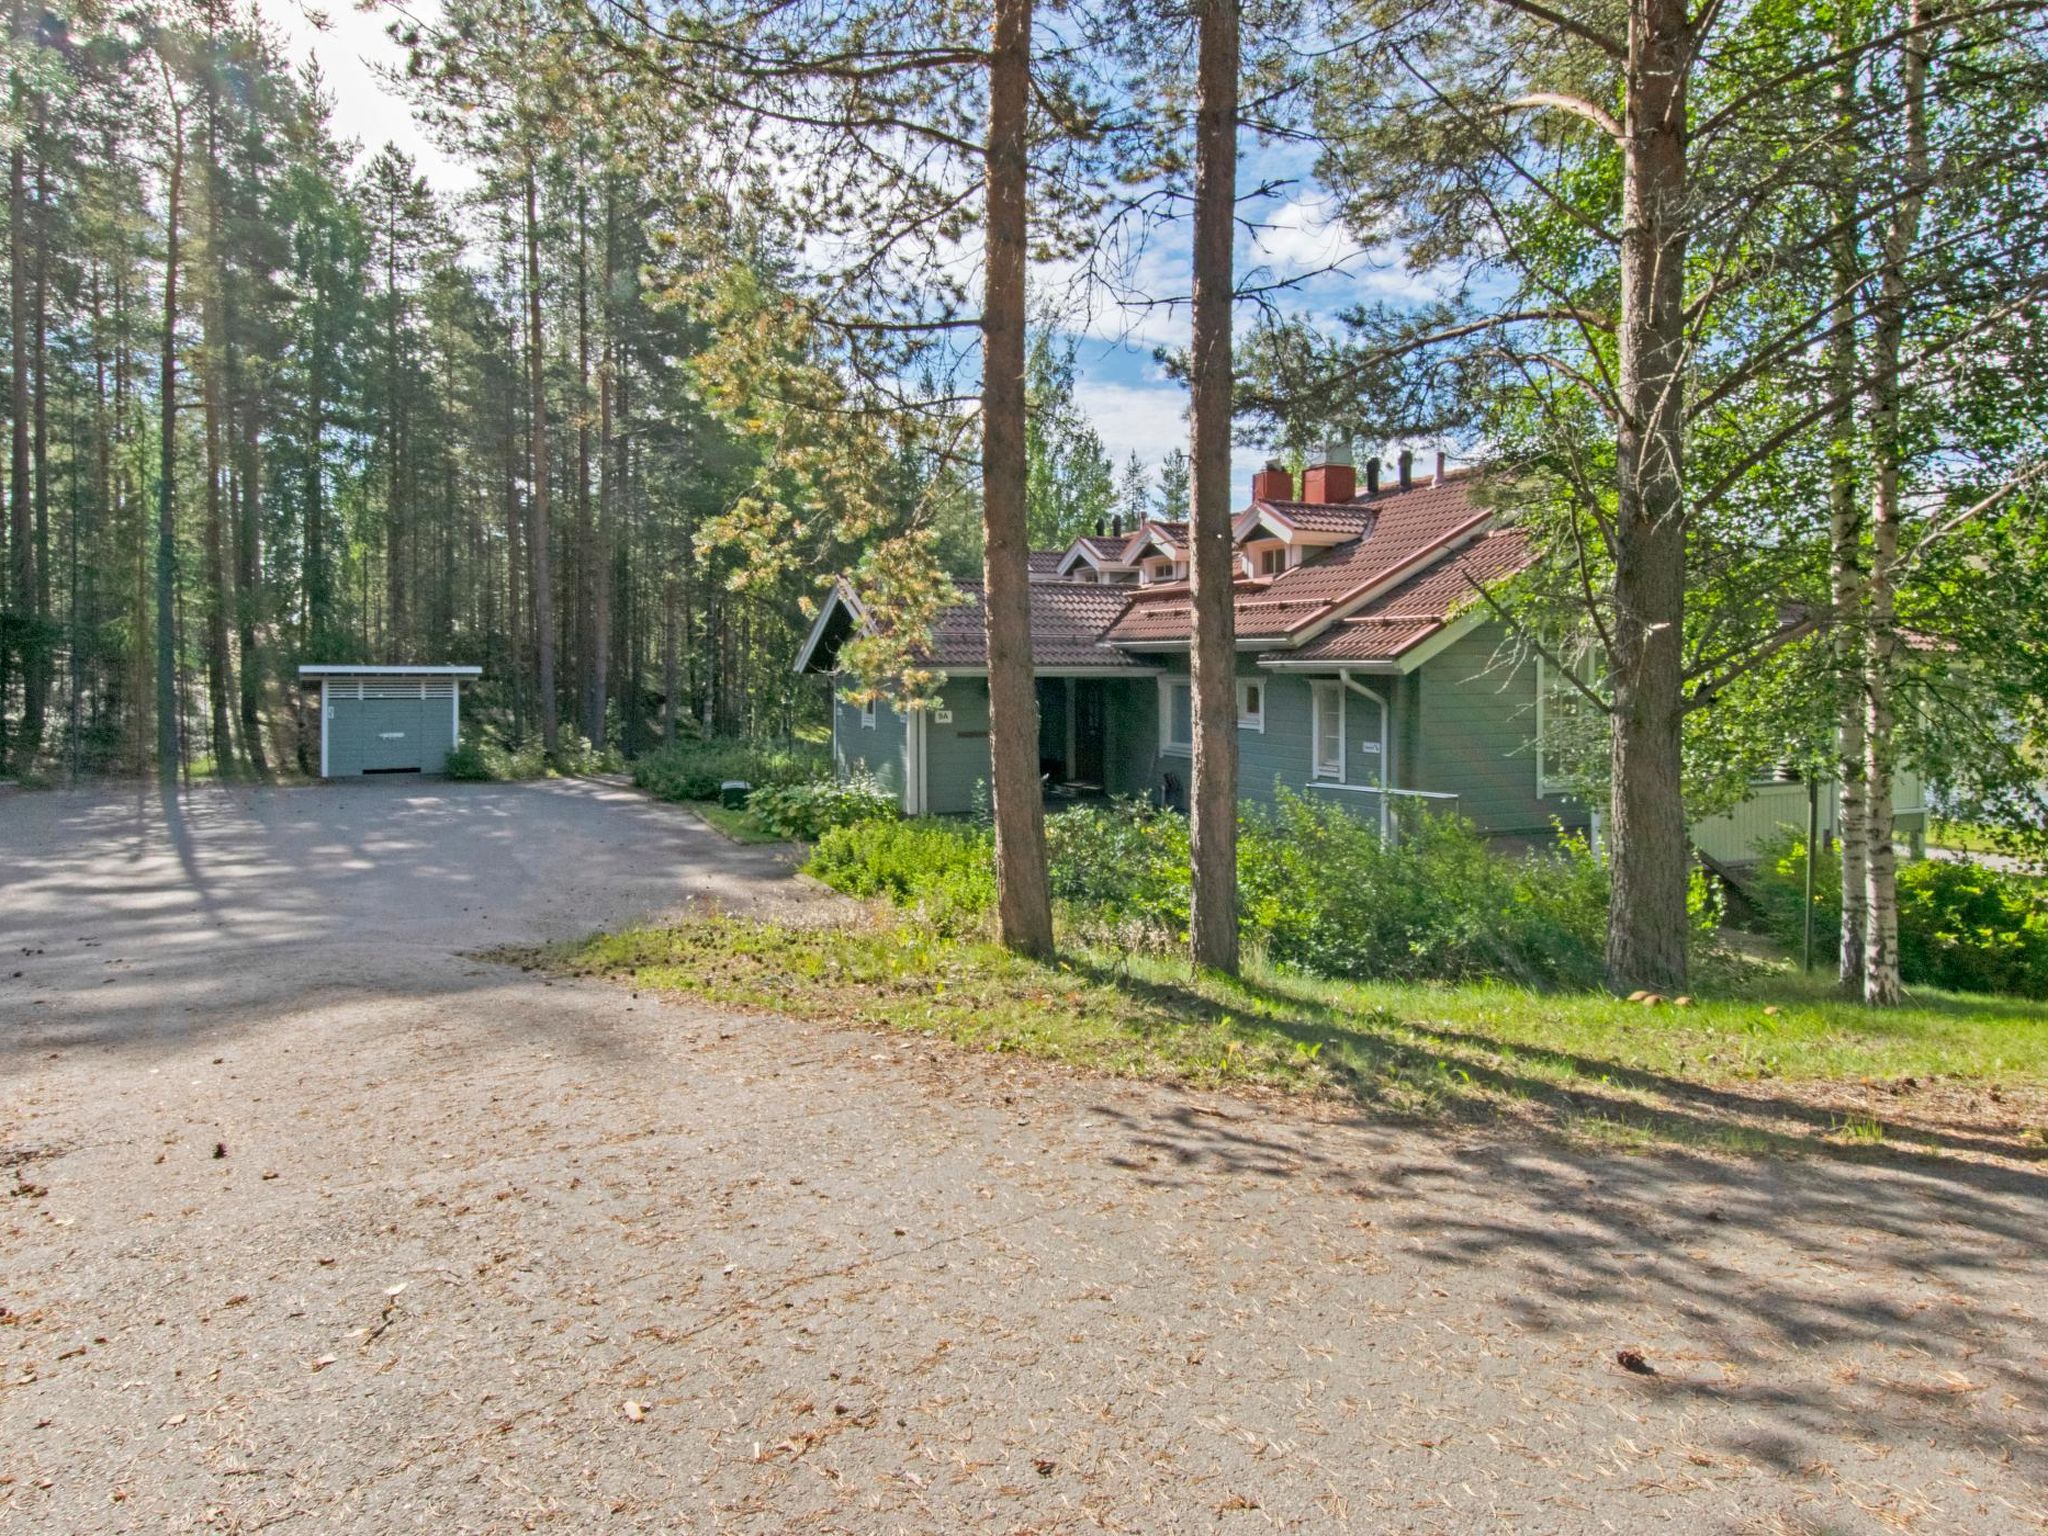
[796,475,1534,677]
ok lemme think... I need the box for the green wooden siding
[926,678,992,815]
[837,674,1169,814]
[1105,674,1160,799]
[323,687,458,776]
[1410,626,1571,835]
[1237,667,1318,806]
[832,685,905,797]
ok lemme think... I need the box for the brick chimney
[1301,442,1355,504]
[1364,456,1381,495]
[1398,449,1413,490]
[1251,460,1292,503]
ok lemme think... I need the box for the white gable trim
[1271,511,1494,650]
[1232,505,1297,542]
[792,580,873,675]
[1388,608,1490,673]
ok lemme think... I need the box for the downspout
[1341,669,1391,840]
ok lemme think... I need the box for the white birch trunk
[1863,0,1936,1006]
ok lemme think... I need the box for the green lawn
[688,800,788,844]
[1929,816,2043,858]
[543,913,2048,1160]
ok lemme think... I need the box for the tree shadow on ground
[1056,961,2048,1496]
[1061,955,2048,1172]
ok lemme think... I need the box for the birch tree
[1288,0,2048,992]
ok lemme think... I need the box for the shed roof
[299,665,482,676]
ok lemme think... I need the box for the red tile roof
[1284,529,1534,662]
[821,475,1536,674]
[1106,477,1495,645]
[1253,501,1376,535]
[922,580,1143,670]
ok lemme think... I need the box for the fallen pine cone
[1616,1348,1656,1376]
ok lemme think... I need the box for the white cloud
[1072,379,1186,470]
[1247,194,1363,277]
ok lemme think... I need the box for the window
[1311,681,1344,780]
[1535,648,1602,796]
[1160,678,1193,754]
[1258,546,1286,576]
[859,692,876,729]
[1237,680,1265,732]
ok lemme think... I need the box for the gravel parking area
[2,782,2044,1533]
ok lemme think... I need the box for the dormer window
[1259,547,1286,576]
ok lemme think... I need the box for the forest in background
[0,0,1176,781]
[6,0,2048,1000]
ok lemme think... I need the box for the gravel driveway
[2,781,2044,1533]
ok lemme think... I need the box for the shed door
[332,691,427,773]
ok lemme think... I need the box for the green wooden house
[795,447,1924,859]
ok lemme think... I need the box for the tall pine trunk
[662,574,678,746]
[384,203,406,661]
[524,157,557,752]
[1828,22,1867,994]
[1186,0,1240,975]
[982,0,1055,958]
[156,86,185,785]
[575,182,601,746]
[1863,0,1935,1007]
[236,385,267,772]
[201,86,234,769]
[1603,0,1694,994]
[7,0,35,774]
[304,297,326,658]
[26,148,49,762]
[587,184,617,750]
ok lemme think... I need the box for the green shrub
[1899,860,2048,997]
[443,738,549,781]
[806,817,995,932]
[631,737,828,802]
[749,775,898,841]
[1045,800,1192,935]
[1236,792,1609,987]
[1752,829,2048,997]
[809,793,1615,988]
[551,730,625,776]
[443,741,492,781]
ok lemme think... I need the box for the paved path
[2,783,2044,1533]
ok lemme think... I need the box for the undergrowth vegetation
[445,730,622,781]
[808,793,1712,991]
[1751,831,2048,999]
[748,775,899,841]
[631,737,829,802]
[444,738,550,781]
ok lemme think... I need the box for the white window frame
[1159,677,1193,756]
[1535,648,1599,797]
[1237,679,1266,732]
[1311,680,1345,781]
[859,689,877,729]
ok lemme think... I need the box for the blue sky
[259,0,1453,502]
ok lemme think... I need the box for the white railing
[1304,780,1459,840]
